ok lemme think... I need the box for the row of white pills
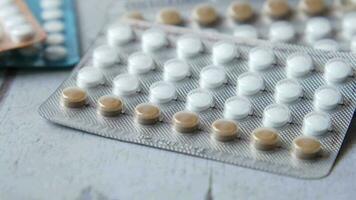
[0,0,35,43]
[40,0,67,61]
[88,25,354,107]
[102,24,354,84]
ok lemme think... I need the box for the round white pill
[314,86,342,111]
[107,24,134,46]
[3,15,26,29]
[263,104,291,128]
[142,29,168,53]
[342,12,356,40]
[40,0,62,9]
[305,17,332,43]
[269,21,295,42]
[77,67,105,88]
[44,45,67,61]
[187,89,214,112]
[176,34,203,59]
[224,96,252,120]
[313,39,340,52]
[9,23,35,43]
[234,25,258,39]
[237,72,264,96]
[286,53,314,78]
[212,41,238,65]
[45,33,65,45]
[113,73,140,96]
[163,59,190,81]
[248,47,275,71]
[200,65,227,89]
[93,45,119,68]
[303,111,331,136]
[41,9,64,20]
[324,59,353,84]
[128,52,155,74]
[149,81,176,104]
[275,79,303,104]
[43,20,65,33]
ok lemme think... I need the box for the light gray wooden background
[0,0,356,199]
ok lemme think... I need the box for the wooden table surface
[0,1,356,199]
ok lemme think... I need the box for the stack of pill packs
[0,0,79,68]
[39,18,356,178]
[116,0,356,52]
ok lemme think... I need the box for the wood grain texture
[0,0,355,199]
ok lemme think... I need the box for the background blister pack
[39,20,356,179]
[0,0,80,68]
[0,0,47,52]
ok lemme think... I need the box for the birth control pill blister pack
[39,19,356,179]
[0,0,46,52]
[0,0,80,68]
[114,0,356,52]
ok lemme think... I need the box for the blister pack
[0,0,80,68]
[39,19,356,179]
[113,0,356,52]
[0,0,46,52]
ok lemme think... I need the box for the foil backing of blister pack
[39,19,356,179]
[111,0,356,52]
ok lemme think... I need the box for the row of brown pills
[123,0,327,25]
[61,86,322,160]
[61,87,124,116]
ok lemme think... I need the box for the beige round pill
[61,87,87,108]
[157,8,182,25]
[97,95,123,117]
[292,136,322,160]
[265,0,291,19]
[172,111,199,133]
[251,128,280,151]
[228,1,254,22]
[211,119,239,142]
[300,0,326,16]
[192,4,218,26]
[122,11,144,20]
[134,103,160,125]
